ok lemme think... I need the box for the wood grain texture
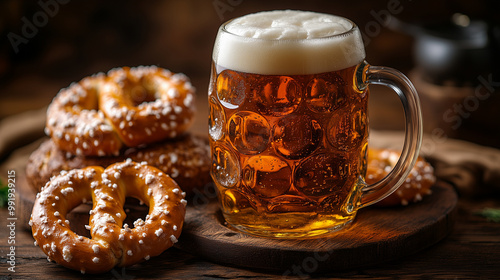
[15,173,457,275]
[2,222,499,280]
[3,175,499,279]
[5,126,500,279]
[176,182,458,272]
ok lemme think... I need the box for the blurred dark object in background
[1,0,499,148]
[387,0,500,148]
[390,12,500,86]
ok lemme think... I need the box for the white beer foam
[213,10,366,75]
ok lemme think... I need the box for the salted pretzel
[26,134,211,196]
[100,66,195,148]
[45,75,123,156]
[45,66,196,156]
[30,160,187,274]
[366,148,436,207]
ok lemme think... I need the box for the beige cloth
[1,109,500,198]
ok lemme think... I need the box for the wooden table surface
[1,195,499,279]
[0,91,498,280]
[2,1,500,278]
[0,100,500,280]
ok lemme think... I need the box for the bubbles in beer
[208,96,225,141]
[327,105,367,151]
[319,194,345,214]
[256,76,301,116]
[267,195,317,213]
[272,114,322,159]
[294,153,350,197]
[212,145,240,188]
[242,155,292,197]
[217,70,246,109]
[228,111,270,155]
[306,75,346,113]
[209,61,370,236]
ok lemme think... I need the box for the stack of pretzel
[27,66,211,273]
[27,66,211,196]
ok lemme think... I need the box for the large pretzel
[30,160,187,274]
[45,66,196,157]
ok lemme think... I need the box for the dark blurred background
[1,0,499,146]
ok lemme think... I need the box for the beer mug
[208,10,422,238]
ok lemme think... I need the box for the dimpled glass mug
[208,10,422,238]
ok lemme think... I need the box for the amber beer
[209,11,422,238]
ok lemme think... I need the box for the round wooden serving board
[176,183,458,272]
[18,175,457,272]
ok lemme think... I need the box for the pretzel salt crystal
[45,66,196,157]
[30,160,186,274]
[366,149,436,207]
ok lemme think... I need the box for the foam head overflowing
[213,10,366,75]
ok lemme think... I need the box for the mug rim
[220,11,359,42]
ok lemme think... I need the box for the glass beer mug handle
[355,60,423,208]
